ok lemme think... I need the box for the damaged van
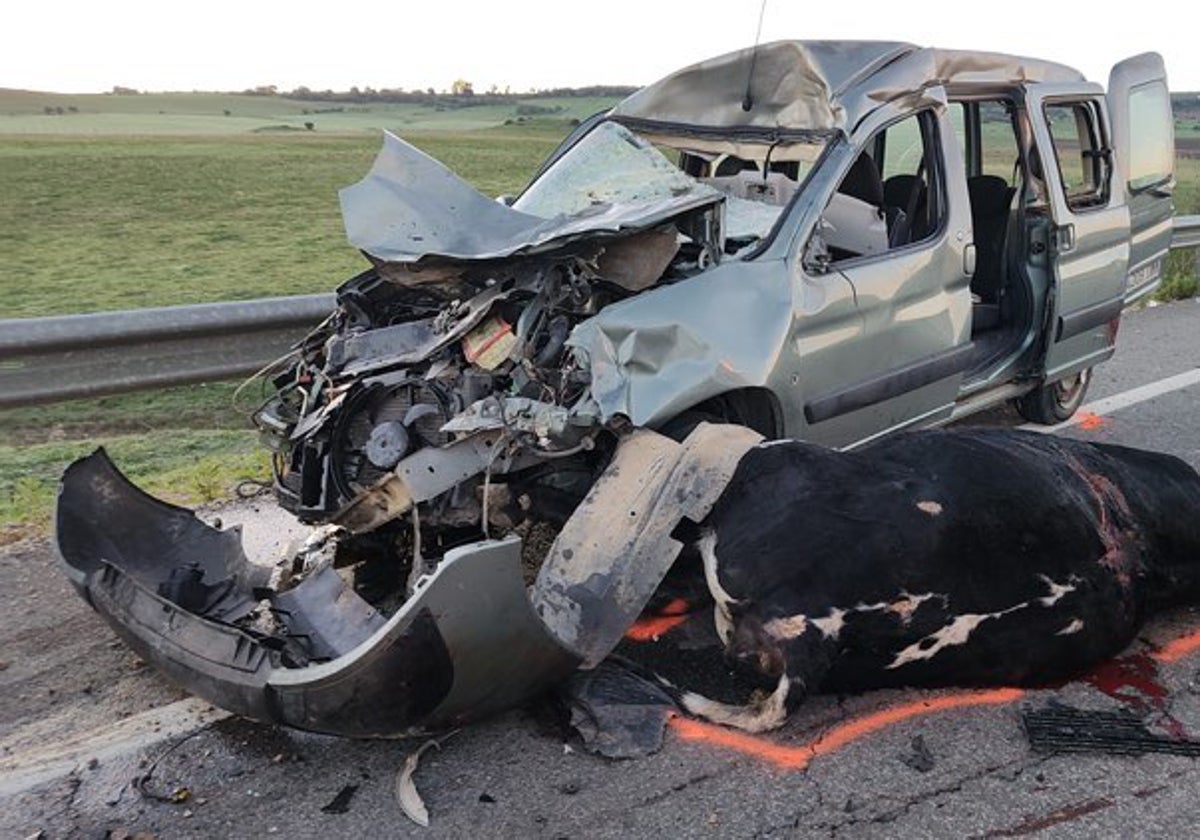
[57,42,1177,735]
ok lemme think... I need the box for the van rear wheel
[1015,369,1092,425]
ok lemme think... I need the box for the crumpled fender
[55,424,759,735]
[534,423,762,666]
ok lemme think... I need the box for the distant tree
[223,109,232,116]
[67,105,78,113]
[451,79,474,96]
[110,85,139,95]
[43,106,54,115]
[516,104,564,116]
[304,121,314,131]
[54,106,64,115]
[292,85,312,97]
[426,87,436,96]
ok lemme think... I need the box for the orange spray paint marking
[669,715,814,769]
[1151,627,1200,664]
[667,687,1025,771]
[1077,412,1109,431]
[625,598,691,642]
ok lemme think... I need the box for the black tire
[1015,368,1092,425]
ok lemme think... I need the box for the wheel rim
[1054,369,1090,409]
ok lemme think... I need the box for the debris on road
[561,659,677,759]
[899,734,936,772]
[1023,700,1200,756]
[319,783,358,815]
[396,739,441,827]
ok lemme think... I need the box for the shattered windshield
[514,121,719,219]
[516,120,828,249]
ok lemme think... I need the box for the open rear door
[1108,53,1175,303]
[1025,82,1130,381]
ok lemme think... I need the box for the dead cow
[683,428,1200,731]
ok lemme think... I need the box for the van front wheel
[1015,369,1092,425]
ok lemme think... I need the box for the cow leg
[676,617,838,733]
[678,672,792,733]
[678,532,838,732]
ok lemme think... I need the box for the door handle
[963,243,977,277]
[1051,224,1076,253]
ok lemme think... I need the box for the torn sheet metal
[340,123,721,264]
[533,423,762,667]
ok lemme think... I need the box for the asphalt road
[3,298,1200,839]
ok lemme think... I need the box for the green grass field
[1,91,1198,540]
[0,126,572,317]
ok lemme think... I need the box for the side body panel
[777,96,974,448]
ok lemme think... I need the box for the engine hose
[533,315,571,367]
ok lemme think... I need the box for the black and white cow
[681,428,1200,731]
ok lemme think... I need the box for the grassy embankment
[1161,137,1200,300]
[0,92,582,540]
[1,91,1198,539]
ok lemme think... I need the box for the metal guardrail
[0,293,334,408]
[1174,214,1200,250]
[2,216,1199,411]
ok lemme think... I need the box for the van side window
[1043,101,1111,211]
[978,103,1020,181]
[820,111,945,263]
[1126,81,1174,191]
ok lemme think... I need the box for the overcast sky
[6,0,1198,94]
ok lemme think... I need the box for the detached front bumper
[55,424,760,736]
[56,451,577,736]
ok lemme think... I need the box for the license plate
[1127,259,1162,290]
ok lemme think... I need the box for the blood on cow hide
[672,428,1200,731]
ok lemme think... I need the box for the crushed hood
[339,128,721,264]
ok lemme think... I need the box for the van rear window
[1126,81,1174,191]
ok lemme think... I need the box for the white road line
[1019,367,1200,434]
[0,697,230,797]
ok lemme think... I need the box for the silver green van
[56,42,1178,735]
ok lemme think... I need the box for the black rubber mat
[1022,702,1200,757]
